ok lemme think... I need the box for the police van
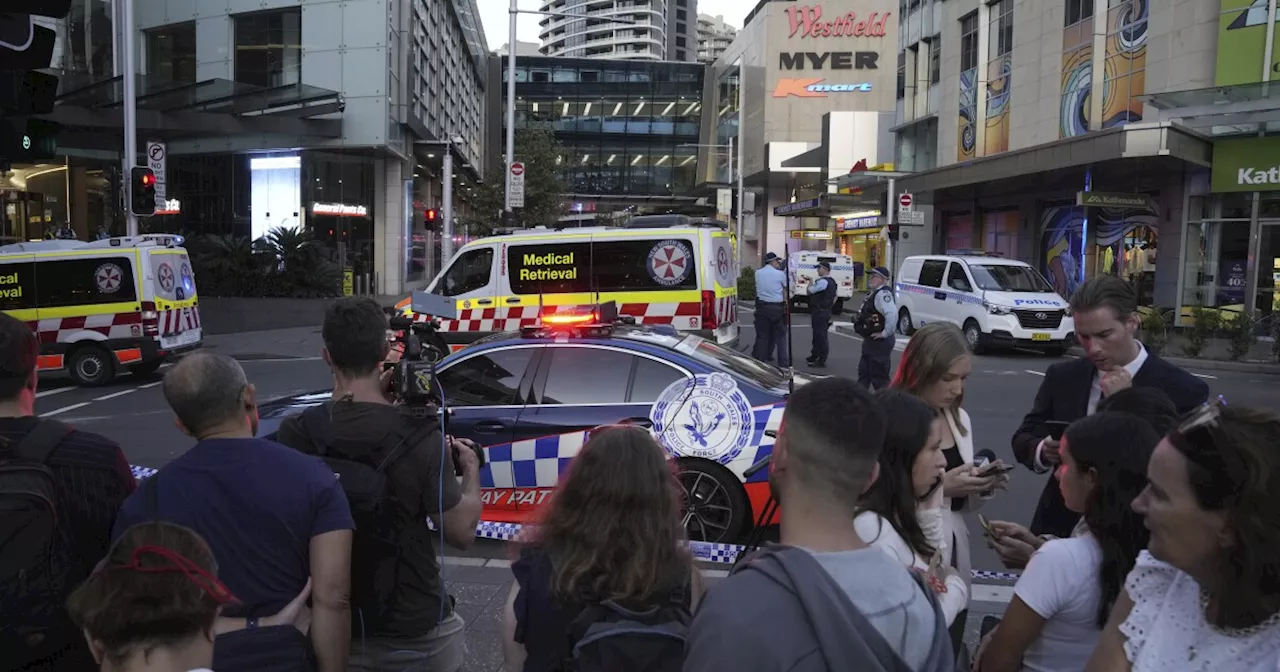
[0,235,202,386]
[401,222,739,349]
[895,253,1074,355]
[788,251,854,313]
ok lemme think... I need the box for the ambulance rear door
[427,242,499,346]
[707,231,739,346]
[146,247,202,351]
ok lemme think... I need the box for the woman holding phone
[891,322,1010,648]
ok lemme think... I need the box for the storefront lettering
[481,489,554,506]
[773,78,873,98]
[779,52,879,70]
[312,202,369,217]
[519,251,578,281]
[1236,166,1280,186]
[786,6,891,39]
[0,272,23,300]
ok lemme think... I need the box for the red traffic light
[140,172,155,186]
[426,208,438,221]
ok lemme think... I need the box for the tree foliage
[461,128,568,236]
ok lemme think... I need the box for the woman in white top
[1087,401,1280,672]
[855,389,968,625]
[891,322,1010,645]
[976,412,1160,672]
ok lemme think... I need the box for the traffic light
[0,1,71,71]
[887,224,901,242]
[425,208,439,230]
[131,167,157,216]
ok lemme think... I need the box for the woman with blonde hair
[891,321,1010,648]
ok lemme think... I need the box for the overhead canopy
[37,71,344,150]
[1141,81,1280,136]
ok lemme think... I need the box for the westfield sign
[786,5,891,38]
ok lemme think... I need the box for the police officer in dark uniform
[855,266,897,390]
[805,261,837,368]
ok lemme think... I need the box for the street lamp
[504,2,641,222]
[681,141,745,270]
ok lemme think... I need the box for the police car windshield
[969,264,1054,293]
[676,336,790,392]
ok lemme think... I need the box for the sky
[477,0,745,50]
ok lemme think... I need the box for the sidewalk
[200,326,325,360]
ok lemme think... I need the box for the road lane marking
[139,381,163,389]
[239,356,325,363]
[94,389,138,401]
[35,388,73,398]
[1025,370,1046,376]
[972,584,1015,603]
[40,402,90,418]
[1191,373,1218,380]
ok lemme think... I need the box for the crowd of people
[1,275,1279,672]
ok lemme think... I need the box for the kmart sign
[1212,136,1280,192]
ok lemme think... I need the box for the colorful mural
[985,54,1012,155]
[1101,0,1147,128]
[958,68,978,161]
[1060,18,1093,138]
[1040,203,1158,299]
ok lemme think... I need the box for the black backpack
[293,405,422,618]
[0,420,73,587]
[553,584,691,672]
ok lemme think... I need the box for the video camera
[385,292,484,475]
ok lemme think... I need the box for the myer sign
[1211,136,1280,192]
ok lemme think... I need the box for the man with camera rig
[854,266,896,391]
[276,298,483,672]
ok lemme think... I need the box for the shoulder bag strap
[373,422,427,474]
[14,419,73,464]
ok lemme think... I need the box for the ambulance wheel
[963,319,988,355]
[67,344,116,387]
[128,361,164,377]
[897,308,915,336]
[675,459,748,544]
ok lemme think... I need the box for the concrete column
[1153,173,1186,309]
[68,166,89,238]
[375,157,410,295]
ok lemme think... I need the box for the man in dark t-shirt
[113,352,354,672]
[276,297,482,672]
[0,314,135,672]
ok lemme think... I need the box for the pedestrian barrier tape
[128,465,1022,582]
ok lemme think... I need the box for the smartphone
[977,513,993,537]
[1046,420,1070,440]
[980,462,1017,474]
[981,615,1002,639]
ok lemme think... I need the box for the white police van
[895,254,1074,355]
[788,251,854,314]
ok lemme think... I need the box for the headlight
[985,302,1013,315]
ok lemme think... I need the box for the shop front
[836,214,884,289]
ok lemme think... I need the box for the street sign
[509,161,526,209]
[899,210,926,226]
[146,140,167,209]
[1076,191,1153,209]
[898,192,914,209]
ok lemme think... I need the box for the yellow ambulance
[399,220,740,350]
[0,234,202,386]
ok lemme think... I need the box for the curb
[1065,347,1280,375]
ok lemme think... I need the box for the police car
[250,304,805,543]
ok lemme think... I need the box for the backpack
[293,405,424,618]
[0,420,73,587]
[553,584,691,672]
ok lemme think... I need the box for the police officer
[805,261,837,368]
[856,266,897,390]
[751,252,790,367]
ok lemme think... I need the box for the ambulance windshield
[676,336,789,392]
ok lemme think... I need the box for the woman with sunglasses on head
[856,389,968,626]
[500,425,704,672]
[975,412,1159,672]
[1086,402,1280,672]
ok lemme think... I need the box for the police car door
[433,343,541,507]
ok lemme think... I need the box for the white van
[400,223,739,348]
[895,254,1074,355]
[788,251,854,313]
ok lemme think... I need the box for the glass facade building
[499,57,705,202]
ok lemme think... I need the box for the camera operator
[276,297,482,672]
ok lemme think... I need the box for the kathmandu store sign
[786,5,891,39]
[773,78,873,98]
[1211,136,1280,192]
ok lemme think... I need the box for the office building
[696,14,736,64]
[538,0,699,62]
[11,0,489,295]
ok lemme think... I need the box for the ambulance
[399,222,740,350]
[788,251,855,313]
[0,235,202,386]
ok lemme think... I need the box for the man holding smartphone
[1010,277,1207,538]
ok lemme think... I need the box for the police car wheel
[67,345,116,387]
[897,309,915,336]
[962,319,988,355]
[675,459,748,544]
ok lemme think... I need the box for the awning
[772,192,881,217]
[1142,81,1280,134]
[37,71,343,150]
[895,121,1211,195]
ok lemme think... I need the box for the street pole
[504,0,517,223]
[887,176,897,278]
[442,147,454,264]
[733,135,744,272]
[122,0,139,236]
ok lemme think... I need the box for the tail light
[141,301,160,336]
[701,291,718,330]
